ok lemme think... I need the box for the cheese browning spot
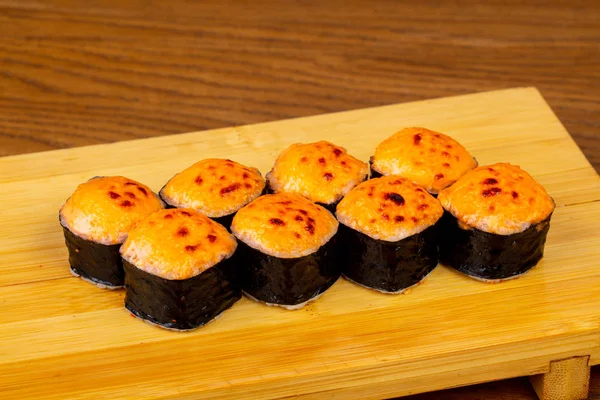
[125,192,136,199]
[333,148,342,157]
[177,227,189,237]
[164,214,173,219]
[220,183,241,196]
[395,215,405,222]
[443,163,450,168]
[185,245,198,252]
[108,191,120,199]
[137,186,148,196]
[384,192,405,206]
[418,204,429,210]
[413,134,422,145]
[318,157,326,164]
[195,176,203,185]
[270,218,285,226]
[207,234,217,243]
[180,211,192,216]
[512,191,519,199]
[121,200,133,207]
[482,187,502,197]
[434,174,444,180]
[323,172,334,181]
[483,178,498,185]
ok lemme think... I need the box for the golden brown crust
[160,158,265,217]
[231,193,338,258]
[59,176,164,245]
[120,208,237,280]
[266,141,368,204]
[438,163,555,235]
[336,176,444,241]
[371,127,477,193]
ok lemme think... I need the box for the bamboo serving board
[1,88,599,400]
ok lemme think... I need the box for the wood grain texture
[0,88,599,400]
[0,0,598,173]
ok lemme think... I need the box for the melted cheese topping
[371,127,477,194]
[59,176,164,245]
[231,193,338,258]
[336,176,444,242]
[266,141,369,204]
[438,163,555,235]
[160,158,266,217]
[120,209,237,280]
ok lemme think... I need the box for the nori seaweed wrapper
[123,258,241,330]
[439,211,552,281]
[62,226,124,288]
[339,222,439,293]
[235,235,340,307]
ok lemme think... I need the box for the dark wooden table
[1,1,598,398]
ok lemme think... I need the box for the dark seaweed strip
[439,211,552,281]
[339,222,439,293]
[123,258,241,330]
[62,226,123,288]
[235,235,340,306]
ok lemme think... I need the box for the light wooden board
[0,87,599,399]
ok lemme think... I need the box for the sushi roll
[336,176,443,293]
[370,127,477,195]
[266,141,368,212]
[231,193,340,309]
[59,176,163,289]
[438,163,555,282]
[159,158,266,229]
[120,208,240,330]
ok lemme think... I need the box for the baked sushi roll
[438,163,555,282]
[266,141,368,212]
[59,176,163,289]
[336,176,443,293]
[231,193,340,309]
[120,208,240,330]
[159,158,265,229]
[370,127,477,195]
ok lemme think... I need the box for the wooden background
[1,1,598,398]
